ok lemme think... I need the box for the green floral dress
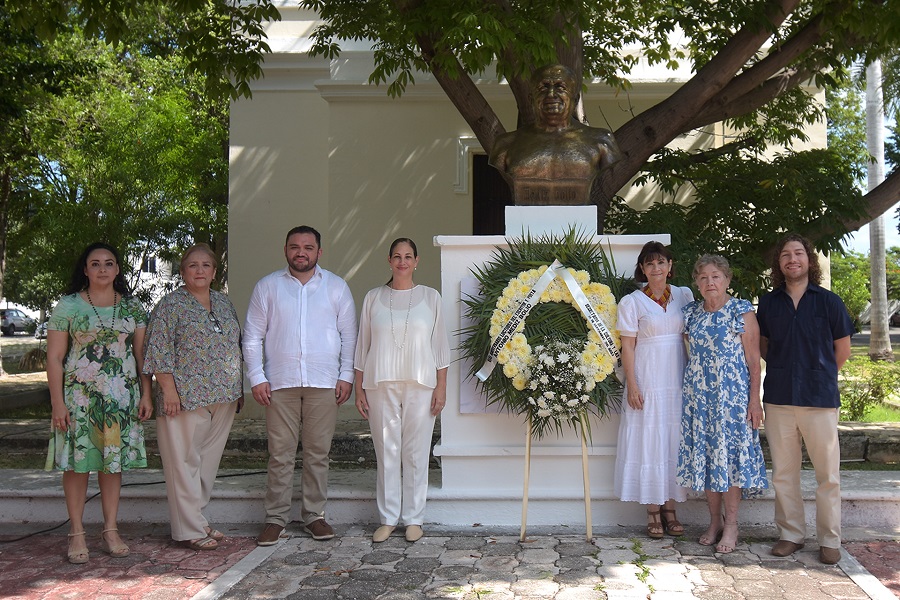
[46,293,149,473]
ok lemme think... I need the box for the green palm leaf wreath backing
[458,228,635,439]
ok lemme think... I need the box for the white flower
[543,391,555,400]
[537,409,552,418]
[557,352,571,364]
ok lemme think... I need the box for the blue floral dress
[676,297,767,496]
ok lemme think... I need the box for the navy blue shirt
[757,284,854,408]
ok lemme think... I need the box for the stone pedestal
[432,229,669,511]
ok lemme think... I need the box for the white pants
[366,382,436,526]
[156,401,238,541]
[764,404,841,548]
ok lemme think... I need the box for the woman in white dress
[355,238,451,543]
[614,241,693,538]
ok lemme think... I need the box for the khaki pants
[764,404,841,548]
[367,382,436,526]
[157,401,238,541]
[264,387,338,527]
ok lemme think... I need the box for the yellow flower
[512,374,528,390]
[503,362,519,378]
[497,349,511,364]
[511,333,528,349]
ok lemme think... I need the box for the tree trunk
[866,60,893,361]
[0,166,10,377]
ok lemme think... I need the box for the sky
[843,206,900,254]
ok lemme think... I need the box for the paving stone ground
[0,523,897,599]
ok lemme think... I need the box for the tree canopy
[7,0,900,298]
[299,0,900,243]
[1,3,230,316]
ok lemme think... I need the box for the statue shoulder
[581,124,621,165]
[488,130,517,168]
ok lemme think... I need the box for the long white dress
[613,286,692,504]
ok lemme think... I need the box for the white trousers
[764,404,841,548]
[156,401,238,541]
[366,382,436,526]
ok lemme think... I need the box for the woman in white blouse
[355,238,450,543]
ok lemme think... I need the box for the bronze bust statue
[489,64,622,206]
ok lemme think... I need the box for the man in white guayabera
[244,225,357,545]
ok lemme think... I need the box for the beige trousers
[764,404,841,548]
[156,401,238,541]
[367,382,436,526]
[264,387,338,527]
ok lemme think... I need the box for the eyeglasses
[208,311,223,334]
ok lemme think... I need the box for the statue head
[531,64,577,127]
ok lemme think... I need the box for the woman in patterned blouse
[143,244,243,551]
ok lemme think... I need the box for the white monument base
[433,229,669,526]
[505,205,597,237]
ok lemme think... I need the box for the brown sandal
[646,508,664,539]
[661,508,685,536]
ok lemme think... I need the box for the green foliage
[458,228,632,439]
[606,148,864,300]
[826,84,868,181]
[1,5,230,311]
[831,251,871,330]
[839,357,900,422]
[6,0,281,101]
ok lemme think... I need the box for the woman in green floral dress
[46,242,153,564]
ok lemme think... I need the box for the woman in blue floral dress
[46,242,152,564]
[677,255,766,554]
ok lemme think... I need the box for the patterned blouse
[143,287,243,413]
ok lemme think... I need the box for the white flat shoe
[373,525,395,543]
[405,525,423,542]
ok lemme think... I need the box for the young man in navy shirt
[757,233,854,565]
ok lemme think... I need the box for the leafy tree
[1,2,230,321]
[830,251,871,330]
[298,0,900,241]
[6,0,280,100]
[606,148,863,300]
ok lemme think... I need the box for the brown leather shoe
[819,546,841,565]
[257,523,286,546]
[304,518,335,541]
[771,540,804,557]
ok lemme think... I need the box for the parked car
[891,311,900,327]
[1,308,32,336]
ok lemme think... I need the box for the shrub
[839,357,900,421]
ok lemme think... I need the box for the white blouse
[355,285,450,390]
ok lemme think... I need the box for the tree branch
[687,66,816,129]
[601,0,802,200]
[813,170,900,236]
[395,0,505,151]
[702,10,826,112]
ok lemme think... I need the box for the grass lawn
[0,336,44,375]
[850,345,900,361]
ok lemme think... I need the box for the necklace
[86,289,119,332]
[389,284,413,349]
[643,284,671,310]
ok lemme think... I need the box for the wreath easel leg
[580,417,592,542]
[520,417,533,542]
